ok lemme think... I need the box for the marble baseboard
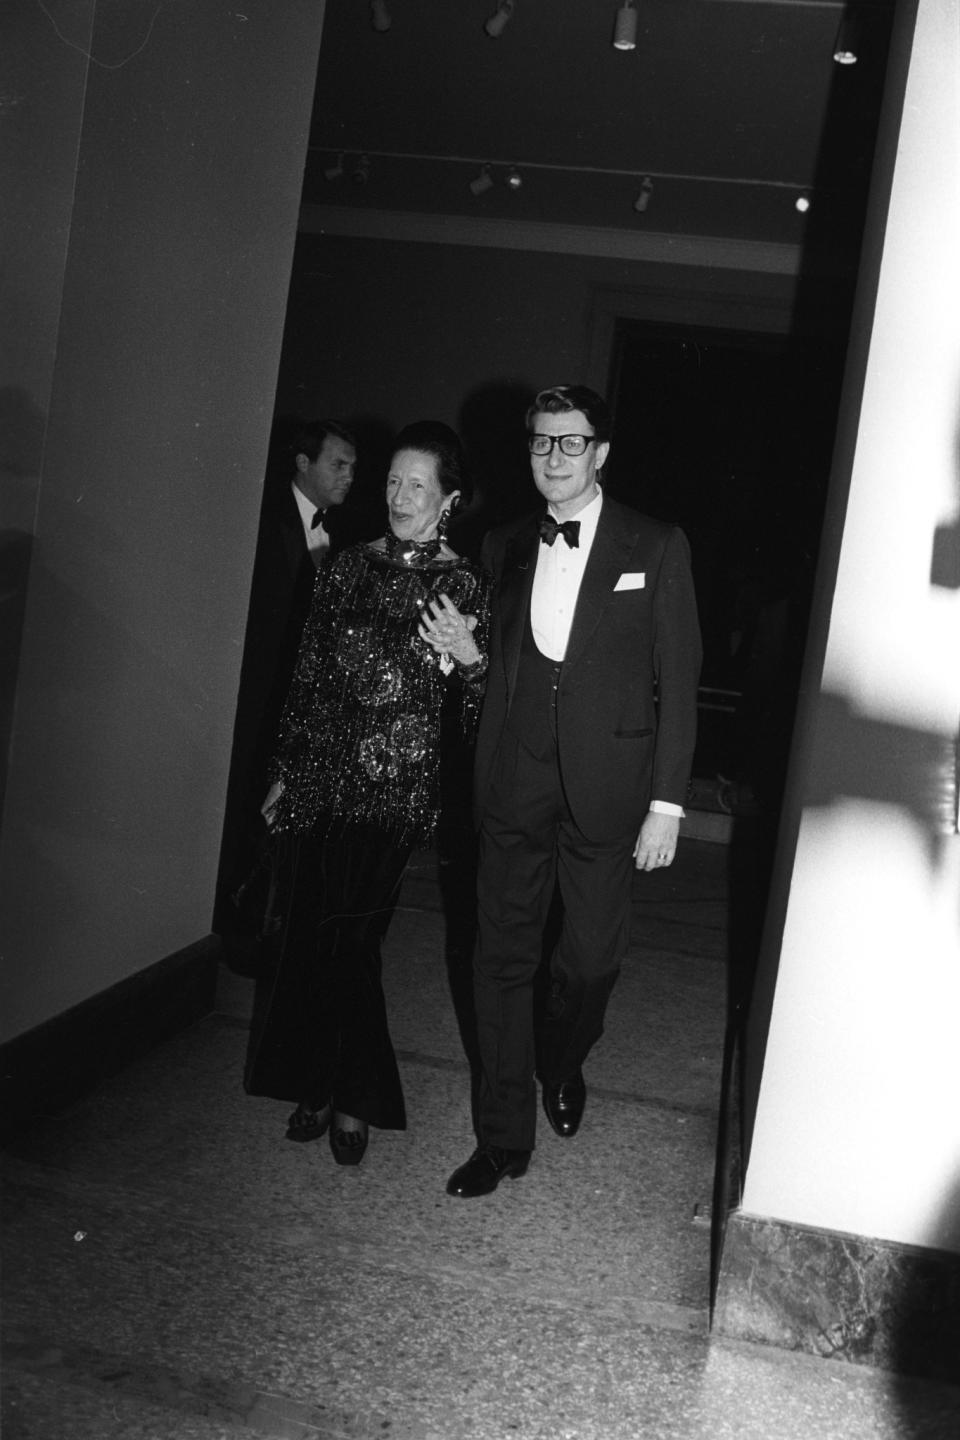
[713,1210,960,1385]
[0,936,219,1143]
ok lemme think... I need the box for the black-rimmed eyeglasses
[527,433,596,458]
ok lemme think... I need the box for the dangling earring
[436,508,451,541]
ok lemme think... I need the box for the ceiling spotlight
[505,166,523,191]
[354,154,370,185]
[633,176,653,213]
[370,1,391,32]
[613,1,638,51]
[832,12,862,64]
[323,153,345,182]
[484,1,515,39]
[795,193,811,213]
[469,164,494,196]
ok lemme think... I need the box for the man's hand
[633,811,680,871]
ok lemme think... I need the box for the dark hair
[525,384,612,445]
[391,420,470,506]
[286,418,356,472]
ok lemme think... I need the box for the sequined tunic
[269,544,490,845]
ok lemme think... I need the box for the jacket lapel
[497,521,539,698]
[279,488,308,581]
[562,502,636,670]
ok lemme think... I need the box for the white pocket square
[614,572,645,591]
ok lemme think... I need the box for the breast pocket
[613,573,646,592]
[608,585,652,638]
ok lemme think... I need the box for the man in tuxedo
[446,384,701,1197]
[247,417,358,709]
[214,419,357,950]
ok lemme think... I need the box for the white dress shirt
[530,488,682,818]
[530,489,603,660]
[292,482,331,568]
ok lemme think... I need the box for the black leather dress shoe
[446,1144,531,1198]
[542,1072,586,1137]
[285,1102,332,1143]
[330,1119,369,1166]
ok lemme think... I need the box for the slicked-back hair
[286,418,357,473]
[526,384,612,445]
[391,420,470,507]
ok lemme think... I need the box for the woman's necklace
[383,530,442,567]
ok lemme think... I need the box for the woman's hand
[261,780,284,829]
[417,593,481,668]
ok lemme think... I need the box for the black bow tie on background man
[311,508,326,529]
[538,515,580,548]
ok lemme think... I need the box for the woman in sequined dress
[245,422,490,1166]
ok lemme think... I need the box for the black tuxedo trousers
[475,725,636,1149]
[474,620,635,1149]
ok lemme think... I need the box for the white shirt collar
[292,481,322,528]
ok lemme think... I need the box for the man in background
[214,420,357,959]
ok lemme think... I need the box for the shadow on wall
[795,371,960,848]
[929,419,960,591]
[0,385,47,823]
[803,690,958,855]
[456,379,540,557]
[340,413,396,542]
[890,420,960,1421]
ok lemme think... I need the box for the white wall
[0,2,326,1043]
[742,0,960,1251]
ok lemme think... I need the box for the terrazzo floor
[3,838,958,1439]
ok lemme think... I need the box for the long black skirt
[244,821,412,1129]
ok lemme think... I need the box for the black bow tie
[310,508,326,529]
[538,515,580,548]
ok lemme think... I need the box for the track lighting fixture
[505,167,523,191]
[469,164,494,196]
[633,176,653,213]
[484,1,515,39]
[832,11,862,64]
[323,153,345,182]
[370,1,391,32]
[613,1,638,51]
[353,154,370,184]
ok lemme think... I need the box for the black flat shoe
[446,1144,531,1198]
[285,1102,332,1142]
[330,1119,369,1166]
[542,1072,586,1138]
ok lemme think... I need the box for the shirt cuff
[649,800,685,818]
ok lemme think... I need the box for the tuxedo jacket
[475,494,702,842]
[242,486,320,765]
[231,482,356,795]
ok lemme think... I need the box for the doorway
[607,322,845,816]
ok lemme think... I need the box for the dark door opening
[607,322,845,820]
